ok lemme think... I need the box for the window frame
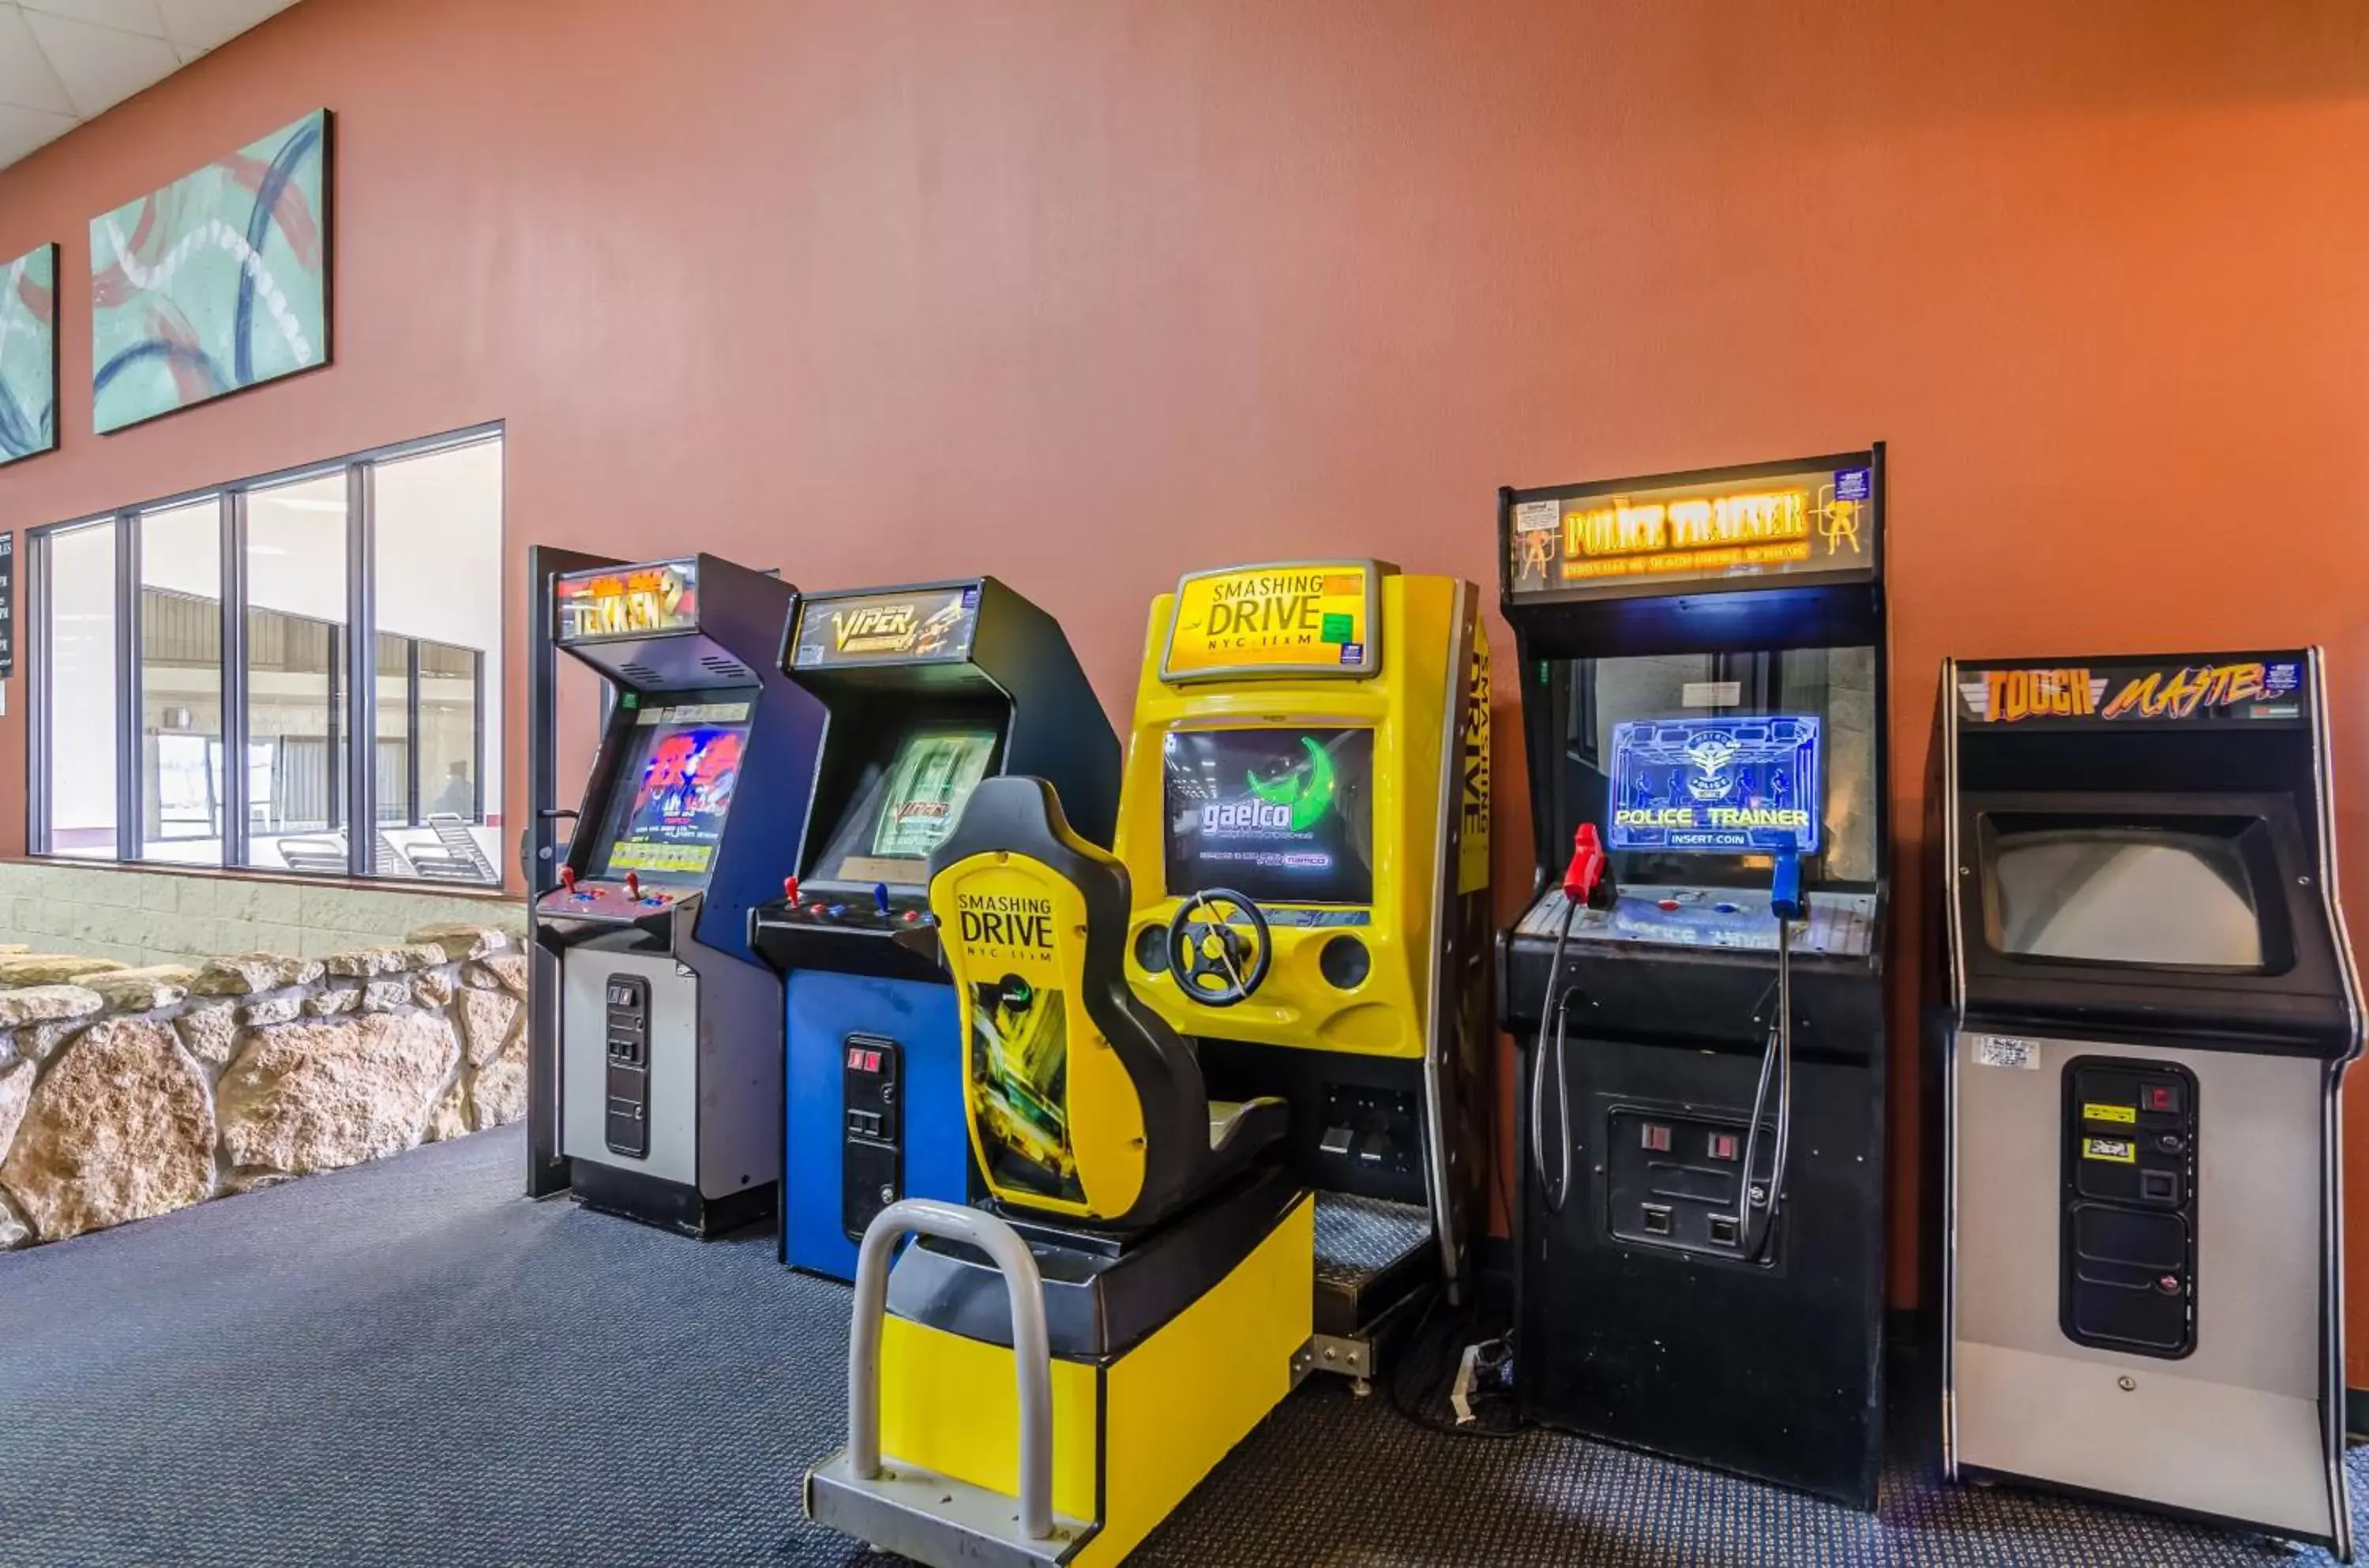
[26,420,505,886]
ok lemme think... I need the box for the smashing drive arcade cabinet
[753,579,1119,1280]
[529,555,826,1235]
[1940,651,2361,1550]
[1499,450,1890,1506]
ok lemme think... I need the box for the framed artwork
[91,107,331,433]
[0,242,57,467]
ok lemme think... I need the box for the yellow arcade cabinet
[1115,560,1492,1374]
[806,776,1312,1567]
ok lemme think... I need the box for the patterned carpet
[0,1124,2353,1567]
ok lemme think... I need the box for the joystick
[559,865,580,898]
[783,876,800,908]
[1562,821,1611,910]
[625,872,641,902]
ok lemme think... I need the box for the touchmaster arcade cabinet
[752,578,1119,1280]
[528,555,826,1236]
[1499,450,1890,1506]
[1939,651,2361,1551]
[1113,560,1494,1377]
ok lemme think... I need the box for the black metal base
[568,1160,775,1239]
[1514,1029,1887,1510]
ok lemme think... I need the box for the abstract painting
[0,242,57,467]
[90,108,330,433]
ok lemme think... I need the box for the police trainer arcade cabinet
[751,579,1119,1280]
[1115,560,1494,1376]
[1940,651,2360,1550]
[1499,450,1890,1506]
[527,555,826,1235]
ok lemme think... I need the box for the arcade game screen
[1988,825,2266,970]
[1554,649,1877,887]
[1162,727,1374,906]
[596,704,750,882]
[809,726,997,887]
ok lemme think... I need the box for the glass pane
[139,498,223,865]
[244,473,348,875]
[43,521,118,858]
[375,630,409,826]
[372,438,501,884]
[1553,646,1879,888]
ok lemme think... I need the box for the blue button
[1714,902,1740,914]
[827,903,847,917]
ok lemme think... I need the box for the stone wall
[0,861,526,967]
[0,922,530,1251]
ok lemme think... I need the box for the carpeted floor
[0,1125,2354,1567]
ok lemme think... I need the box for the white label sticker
[1973,1035,2039,1071]
[1512,499,1558,534]
[1680,681,1742,707]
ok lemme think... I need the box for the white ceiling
[0,0,302,171]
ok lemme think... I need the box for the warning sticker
[1973,1035,2038,1071]
[2083,1102,2136,1125]
[2083,1137,2137,1165]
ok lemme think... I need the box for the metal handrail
[845,1199,1056,1541]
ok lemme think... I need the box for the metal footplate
[804,1199,1096,1568]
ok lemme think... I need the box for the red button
[903,910,920,923]
[1658,899,1681,912]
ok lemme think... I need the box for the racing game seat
[928,775,1287,1231]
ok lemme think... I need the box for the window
[29,426,504,886]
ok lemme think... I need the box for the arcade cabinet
[806,776,1310,1568]
[1497,451,1890,1506]
[527,555,826,1236]
[1113,560,1494,1376]
[751,578,1119,1280]
[1939,651,2361,1551]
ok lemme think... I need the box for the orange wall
[1,0,2364,1342]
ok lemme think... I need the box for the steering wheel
[1165,889,1273,1007]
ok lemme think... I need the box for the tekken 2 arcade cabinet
[1499,451,1890,1506]
[528,556,825,1235]
[1940,652,2361,1551]
[751,579,1119,1280]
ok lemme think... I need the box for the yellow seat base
[823,1191,1313,1568]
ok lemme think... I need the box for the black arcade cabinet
[527,555,826,1236]
[1498,450,1891,1506]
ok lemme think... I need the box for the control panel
[2062,1057,2198,1357]
[538,875,680,921]
[841,1035,903,1241]
[603,973,651,1158]
[1604,1106,1770,1259]
[1516,885,1877,958]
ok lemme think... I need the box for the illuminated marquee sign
[1957,657,2303,725]
[791,583,980,669]
[1161,561,1381,681]
[555,559,700,642]
[1507,463,1872,595]
[1606,715,1823,855]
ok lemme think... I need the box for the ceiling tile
[152,0,293,54]
[21,6,179,118]
[20,0,167,38]
[0,100,77,167]
[0,6,77,115]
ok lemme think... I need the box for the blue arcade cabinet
[751,578,1118,1279]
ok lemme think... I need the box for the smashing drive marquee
[1606,715,1823,855]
